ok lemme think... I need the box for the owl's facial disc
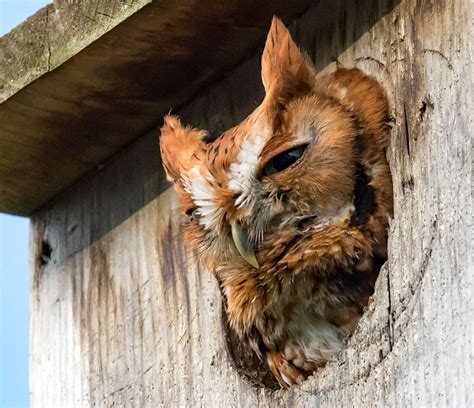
[231,221,259,269]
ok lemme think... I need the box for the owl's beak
[231,222,259,269]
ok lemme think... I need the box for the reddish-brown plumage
[160,17,393,387]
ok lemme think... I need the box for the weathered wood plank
[30,0,473,406]
[0,0,151,102]
[31,189,259,407]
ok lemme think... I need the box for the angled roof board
[0,0,313,216]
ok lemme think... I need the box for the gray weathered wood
[30,0,473,406]
[0,0,152,102]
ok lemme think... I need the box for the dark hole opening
[40,240,52,266]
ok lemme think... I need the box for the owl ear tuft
[261,17,317,104]
[159,114,207,184]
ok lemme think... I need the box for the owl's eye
[261,144,308,177]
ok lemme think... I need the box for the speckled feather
[159,17,393,387]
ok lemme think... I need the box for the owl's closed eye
[160,16,393,388]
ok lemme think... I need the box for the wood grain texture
[0,0,151,102]
[31,189,260,407]
[0,0,312,216]
[30,0,473,406]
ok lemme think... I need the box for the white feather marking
[225,286,233,300]
[320,202,355,222]
[184,167,220,230]
[369,162,386,179]
[227,124,271,207]
[338,87,348,99]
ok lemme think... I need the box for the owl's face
[162,95,357,262]
[160,18,392,336]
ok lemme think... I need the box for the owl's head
[160,17,391,293]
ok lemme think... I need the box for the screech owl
[159,17,393,387]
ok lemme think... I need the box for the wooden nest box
[0,0,471,406]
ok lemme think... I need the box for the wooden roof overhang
[0,0,314,215]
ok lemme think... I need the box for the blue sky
[0,215,29,408]
[1,2,52,407]
[0,1,49,34]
